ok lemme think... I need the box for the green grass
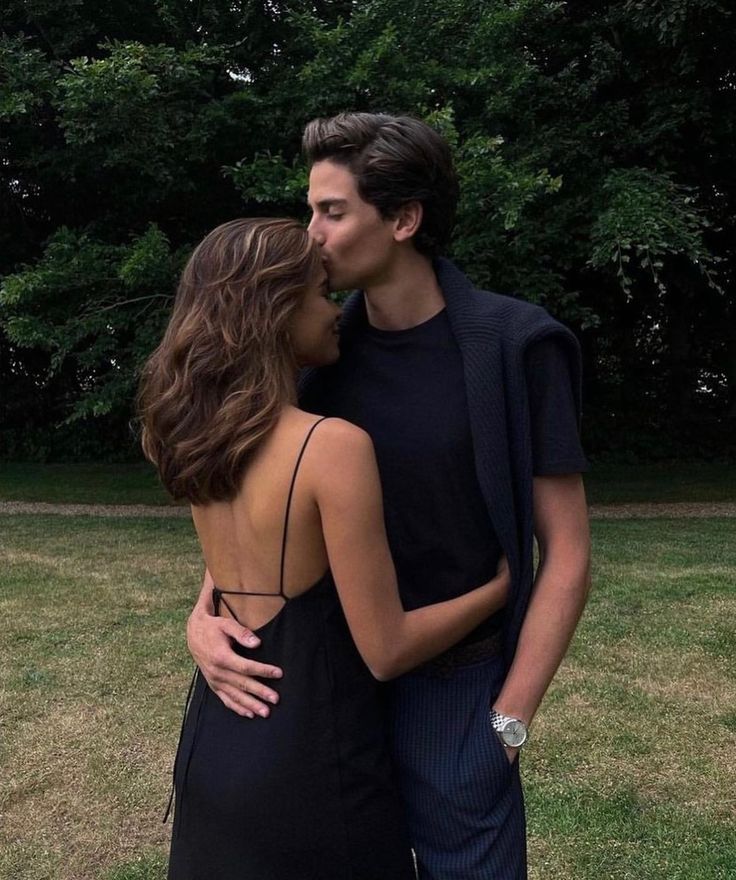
[0,462,172,505]
[524,518,736,879]
[1,459,735,506]
[584,461,736,504]
[1,515,735,879]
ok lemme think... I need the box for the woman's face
[290,268,342,367]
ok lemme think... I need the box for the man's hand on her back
[187,603,283,718]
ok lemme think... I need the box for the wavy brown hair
[138,218,321,504]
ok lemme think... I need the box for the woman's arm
[313,420,509,680]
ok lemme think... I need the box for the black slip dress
[166,418,416,880]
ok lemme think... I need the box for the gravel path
[590,501,736,519]
[0,501,191,518]
[1,500,735,519]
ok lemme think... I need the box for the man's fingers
[214,669,280,708]
[240,676,281,706]
[216,683,274,718]
[239,657,283,680]
[217,688,255,718]
[196,617,284,716]
[217,617,261,649]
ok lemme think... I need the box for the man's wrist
[489,708,529,749]
[192,588,215,617]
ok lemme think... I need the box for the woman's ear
[392,201,423,243]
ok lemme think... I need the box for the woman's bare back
[191,407,330,632]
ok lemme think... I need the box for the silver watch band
[489,709,528,748]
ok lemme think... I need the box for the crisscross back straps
[278,417,328,598]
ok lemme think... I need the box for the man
[186,112,591,879]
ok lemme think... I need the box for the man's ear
[393,201,423,243]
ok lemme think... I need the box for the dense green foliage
[1,1,734,460]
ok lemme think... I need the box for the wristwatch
[489,709,528,748]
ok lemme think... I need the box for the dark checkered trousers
[389,651,527,880]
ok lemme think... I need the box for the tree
[1,0,734,460]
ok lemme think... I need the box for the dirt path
[1,500,735,519]
[591,501,736,519]
[0,501,191,517]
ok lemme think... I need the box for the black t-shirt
[308,308,587,634]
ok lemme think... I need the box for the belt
[417,630,504,679]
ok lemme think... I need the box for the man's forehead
[307,160,358,201]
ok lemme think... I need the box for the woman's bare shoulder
[294,410,370,446]
[295,412,375,475]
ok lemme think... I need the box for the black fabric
[167,422,415,880]
[526,338,589,476]
[302,311,586,646]
[300,257,587,670]
[309,309,503,642]
[168,580,415,880]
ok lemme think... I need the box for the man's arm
[187,568,284,717]
[492,473,591,757]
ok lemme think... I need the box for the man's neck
[363,250,445,331]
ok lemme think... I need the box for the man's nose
[307,215,325,245]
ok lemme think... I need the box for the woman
[139,218,509,879]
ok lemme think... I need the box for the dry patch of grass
[3,702,171,872]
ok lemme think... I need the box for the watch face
[501,720,528,748]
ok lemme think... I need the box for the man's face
[307,160,398,291]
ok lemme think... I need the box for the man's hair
[138,218,322,504]
[302,112,459,257]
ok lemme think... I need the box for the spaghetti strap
[278,417,328,598]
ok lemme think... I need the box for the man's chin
[328,277,356,293]
[325,268,356,292]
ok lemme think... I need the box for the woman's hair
[302,112,459,257]
[138,217,321,505]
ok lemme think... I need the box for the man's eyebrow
[309,198,348,210]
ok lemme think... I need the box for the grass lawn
[584,461,736,505]
[1,460,735,506]
[0,463,171,506]
[1,515,735,879]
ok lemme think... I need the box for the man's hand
[187,593,283,719]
